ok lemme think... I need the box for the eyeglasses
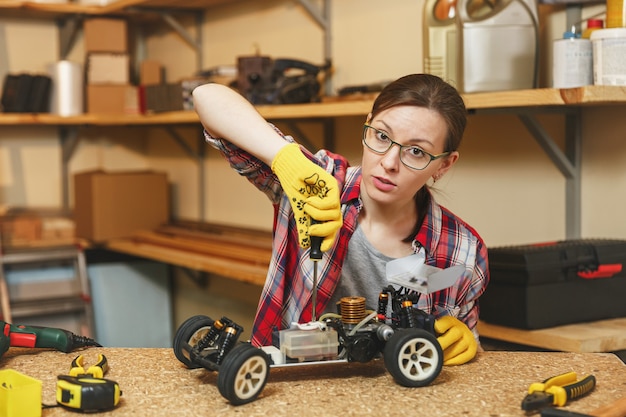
[362,124,451,170]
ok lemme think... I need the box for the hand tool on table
[57,353,122,412]
[522,371,596,412]
[310,219,323,322]
[540,396,626,417]
[1,321,101,359]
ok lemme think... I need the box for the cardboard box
[0,215,42,247]
[86,53,130,84]
[84,18,127,53]
[87,84,139,114]
[143,83,183,113]
[140,60,164,86]
[73,170,169,241]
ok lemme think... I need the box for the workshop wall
[137,0,626,245]
[1,0,625,333]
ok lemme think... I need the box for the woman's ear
[434,151,459,179]
[365,113,372,124]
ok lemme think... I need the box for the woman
[193,74,489,365]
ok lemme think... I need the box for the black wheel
[217,343,270,405]
[383,328,443,387]
[173,315,214,368]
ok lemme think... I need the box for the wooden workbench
[1,348,625,416]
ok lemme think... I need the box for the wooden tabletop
[1,348,625,416]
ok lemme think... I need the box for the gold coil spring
[339,296,367,324]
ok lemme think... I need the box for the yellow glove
[434,315,477,366]
[271,143,342,252]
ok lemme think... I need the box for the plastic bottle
[582,18,604,39]
[552,30,593,88]
[607,0,625,28]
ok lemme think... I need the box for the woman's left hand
[434,315,477,365]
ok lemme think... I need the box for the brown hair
[369,74,467,242]
[370,73,467,152]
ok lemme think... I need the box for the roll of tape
[48,60,83,116]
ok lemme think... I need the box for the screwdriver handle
[309,219,323,260]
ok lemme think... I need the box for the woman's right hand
[271,143,342,252]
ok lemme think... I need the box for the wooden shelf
[1,86,625,128]
[105,223,272,286]
[478,318,626,353]
[464,85,626,109]
[0,0,237,18]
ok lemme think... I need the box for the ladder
[0,242,95,338]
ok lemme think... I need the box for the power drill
[0,321,101,359]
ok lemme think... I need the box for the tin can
[552,32,593,88]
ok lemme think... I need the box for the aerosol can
[456,0,539,93]
[423,0,458,87]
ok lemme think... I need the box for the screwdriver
[310,220,323,322]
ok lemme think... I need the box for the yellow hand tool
[521,371,596,411]
[57,354,122,412]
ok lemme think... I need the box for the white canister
[48,60,83,116]
[552,33,593,89]
[590,28,626,86]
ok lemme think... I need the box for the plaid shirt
[205,127,489,347]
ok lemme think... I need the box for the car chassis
[173,285,444,405]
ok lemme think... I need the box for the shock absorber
[377,292,389,320]
[196,317,230,350]
[215,325,242,365]
[399,299,420,329]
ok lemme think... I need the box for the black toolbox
[480,239,626,329]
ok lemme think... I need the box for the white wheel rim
[397,338,439,381]
[233,356,268,400]
[190,327,210,345]
[183,326,210,361]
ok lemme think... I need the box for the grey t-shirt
[325,224,395,313]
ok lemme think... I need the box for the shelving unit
[2,0,626,241]
[0,85,625,126]
[2,85,626,239]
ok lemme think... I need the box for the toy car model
[173,285,444,405]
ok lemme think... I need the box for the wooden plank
[161,221,273,249]
[463,88,567,109]
[478,318,626,353]
[106,238,267,286]
[1,86,625,127]
[1,0,238,17]
[559,85,626,105]
[132,230,271,265]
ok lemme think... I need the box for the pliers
[68,353,109,378]
[57,353,122,412]
[521,371,596,411]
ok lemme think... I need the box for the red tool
[1,321,100,359]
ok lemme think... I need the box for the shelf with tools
[3,0,626,275]
[0,0,238,18]
[1,85,625,127]
[2,85,626,243]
